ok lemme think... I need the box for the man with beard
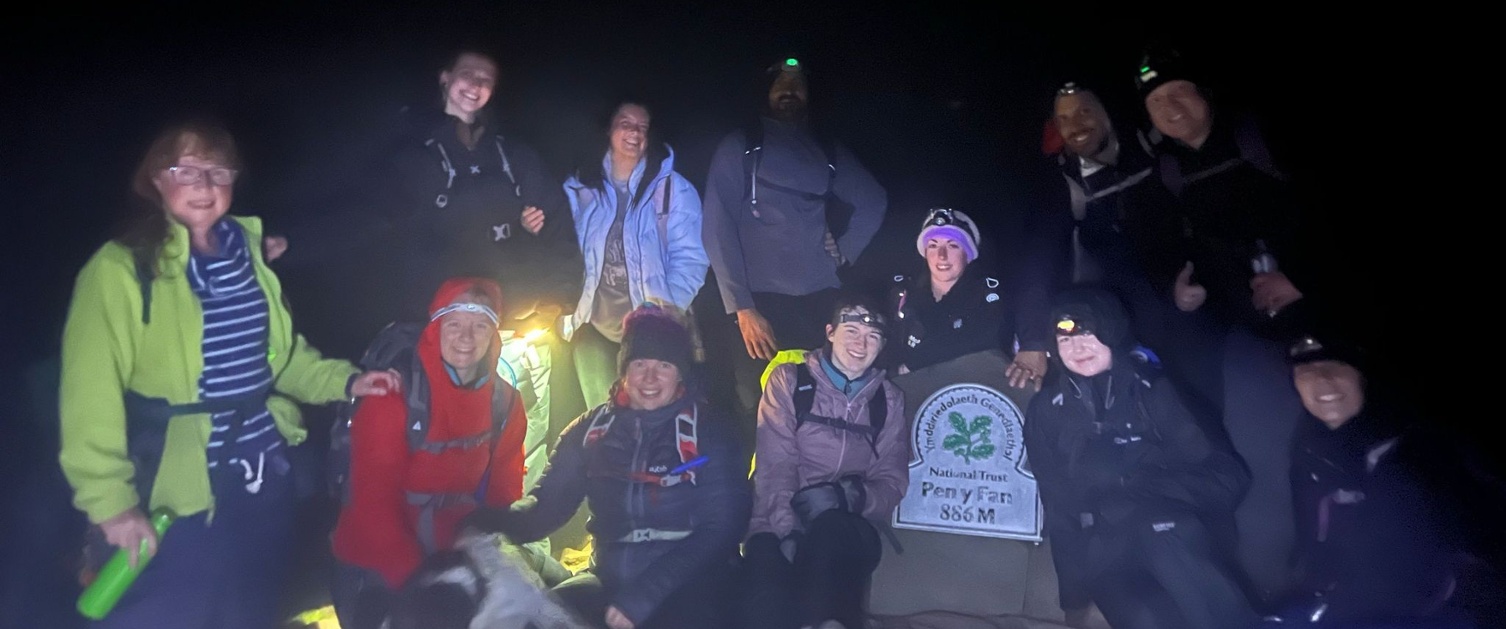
[702,57,887,444]
[1019,82,1221,423]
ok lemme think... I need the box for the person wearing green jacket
[59,118,399,629]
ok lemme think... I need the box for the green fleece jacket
[59,215,358,524]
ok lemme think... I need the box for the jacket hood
[420,277,504,387]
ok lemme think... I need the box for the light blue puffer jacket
[562,146,707,339]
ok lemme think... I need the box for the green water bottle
[77,508,175,620]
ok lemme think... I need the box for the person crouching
[744,294,909,629]
[330,278,529,629]
[1024,288,1254,629]
[465,305,751,629]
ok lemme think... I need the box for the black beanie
[1049,287,1132,351]
[1135,47,1196,99]
[1287,334,1367,373]
[617,305,695,376]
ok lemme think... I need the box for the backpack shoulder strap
[1234,117,1284,181]
[742,124,765,205]
[792,362,817,430]
[404,354,432,452]
[1158,151,1185,197]
[656,175,673,257]
[134,255,154,325]
[581,404,616,449]
[866,382,888,451]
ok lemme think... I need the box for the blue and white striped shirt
[187,220,281,472]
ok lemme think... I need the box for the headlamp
[837,311,887,332]
[1055,316,1088,336]
[925,207,956,227]
[1057,82,1081,96]
[430,302,500,326]
[1289,336,1324,359]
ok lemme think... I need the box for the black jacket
[381,112,582,322]
[1155,115,1322,339]
[476,397,750,625]
[1024,361,1249,608]
[887,264,1018,371]
[1288,407,1503,622]
[1018,138,1184,354]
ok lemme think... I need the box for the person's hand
[1173,262,1207,313]
[822,230,846,266]
[1250,271,1303,316]
[350,369,402,396]
[263,236,288,262]
[1007,350,1048,391]
[736,308,778,360]
[100,508,157,569]
[605,606,635,629]
[521,206,545,235]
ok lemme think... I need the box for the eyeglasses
[1057,82,1081,96]
[166,164,239,187]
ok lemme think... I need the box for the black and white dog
[384,533,584,629]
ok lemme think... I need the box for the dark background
[1,2,1442,627]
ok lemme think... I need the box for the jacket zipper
[628,416,644,528]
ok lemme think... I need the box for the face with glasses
[152,147,237,234]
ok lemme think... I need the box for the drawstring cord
[233,452,267,494]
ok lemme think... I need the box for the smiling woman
[57,118,396,629]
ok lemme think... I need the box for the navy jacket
[1025,361,1248,608]
[475,397,750,625]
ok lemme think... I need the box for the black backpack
[790,361,889,454]
[327,322,514,504]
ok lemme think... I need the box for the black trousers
[1086,515,1256,629]
[730,289,839,446]
[743,510,882,629]
[552,562,736,629]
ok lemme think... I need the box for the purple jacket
[750,349,909,538]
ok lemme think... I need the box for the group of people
[57,43,1502,629]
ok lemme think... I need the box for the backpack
[790,360,889,455]
[741,123,860,240]
[579,401,702,487]
[327,322,514,504]
[1155,116,1284,197]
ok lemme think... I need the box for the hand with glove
[790,474,867,529]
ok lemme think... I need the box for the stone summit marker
[893,355,1042,541]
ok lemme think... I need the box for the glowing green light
[1140,65,1151,73]
[786,58,799,67]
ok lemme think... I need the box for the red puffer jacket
[332,278,527,588]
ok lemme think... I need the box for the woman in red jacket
[330,278,528,629]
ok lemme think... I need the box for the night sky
[1,3,1445,626]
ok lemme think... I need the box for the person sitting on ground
[329,278,533,629]
[1273,335,1504,627]
[889,208,1037,384]
[1025,288,1254,629]
[466,305,750,629]
[744,294,908,629]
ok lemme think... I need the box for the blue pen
[669,456,709,475]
